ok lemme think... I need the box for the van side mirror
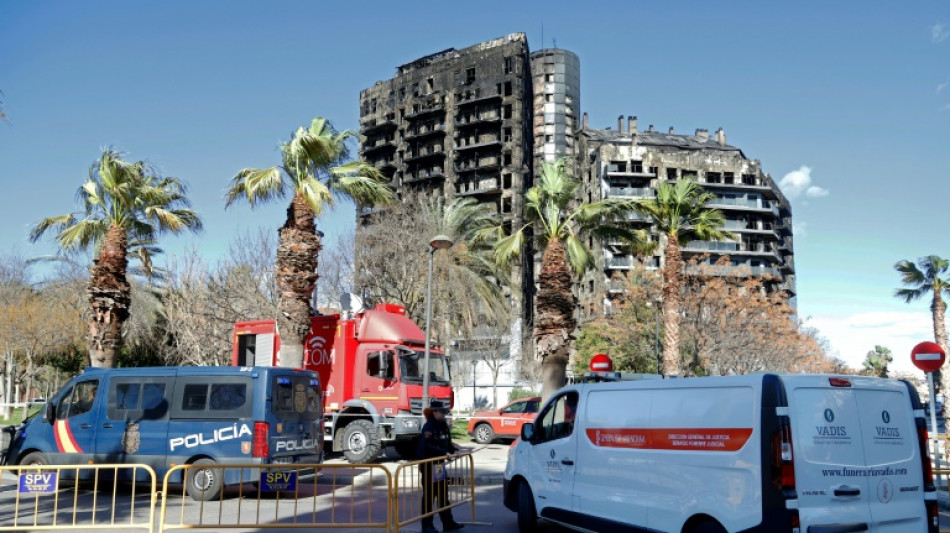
[521,423,535,443]
[378,351,391,379]
[45,403,55,423]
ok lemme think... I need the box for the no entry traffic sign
[911,341,946,373]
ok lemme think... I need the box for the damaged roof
[582,128,746,159]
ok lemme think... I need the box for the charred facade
[358,33,535,360]
[576,116,796,322]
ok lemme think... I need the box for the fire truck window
[368,351,395,380]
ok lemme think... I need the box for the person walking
[417,400,464,533]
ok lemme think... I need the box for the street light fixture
[423,234,454,408]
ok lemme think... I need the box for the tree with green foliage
[635,178,732,376]
[493,158,644,400]
[30,150,202,367]
[862,345,893,378]
[226,118,394,368]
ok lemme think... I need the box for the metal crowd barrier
[392,453,475,533]
[0,463,157,533]
[159,463,394,533]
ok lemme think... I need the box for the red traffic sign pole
[912,341,947,485]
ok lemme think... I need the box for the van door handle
[833,487,861,497]
[807,523,868,533]
[80,424,92,429]
[101,424,113,429]
[561,459,574,466]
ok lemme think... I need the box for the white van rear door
[788,379,873,529]
[854,385,927,532]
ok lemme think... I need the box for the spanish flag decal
[54,420,83,454]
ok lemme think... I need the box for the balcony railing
[608,187,655,198]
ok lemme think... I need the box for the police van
[504,372,938,533]
[3,366,322,500]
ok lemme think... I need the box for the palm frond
[493,230,526,271]
[225,167,284,208]
[895,287,924,303]
[298,177,334,216]
[564,234,595,276]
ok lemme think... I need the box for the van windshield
[398,349,450,385]
[272,375,322,421]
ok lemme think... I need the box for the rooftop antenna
[553,38,557,49]
[541,22,544,52]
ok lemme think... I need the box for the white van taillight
[790,509,801,533]
[926,500,939,533]
[253,421,269,458]
[771,419,796,491]
[915,421,936,492]
[829,377,851,387]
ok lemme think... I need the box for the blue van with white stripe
[4,366,322,500]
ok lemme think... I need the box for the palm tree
[895,256,950,356]
[29,149,202,367]
[635,178,732,377]
[494,158,644,400]
[225,117,394,368]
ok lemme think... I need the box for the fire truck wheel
[394,438,418,460]
[517,481,538,533]
[342,420,381,464]
[186,459,223,501]
[473,423,495,444]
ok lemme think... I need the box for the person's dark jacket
[417,416,455,459]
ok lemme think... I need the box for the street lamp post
[422,234,454,409]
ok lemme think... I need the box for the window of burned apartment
[371,99,377,113]
[503,173,512,188]
[504,105,512,119]
[682,170,698,180]
[504,57,513,74]
[502,197,512,213]
[724,172,735,184]
[648,166,658,176]
[666,168,678,180]
[504,152,512,166]
[427,77,434,93]
[706,172,722,184]
[412,83,419,97]
[399,87,406,100]
[631,160,643,173]
[504,127,512,142]
[742,173,757,185]
[505,81,512,96]
[466,67,476,84]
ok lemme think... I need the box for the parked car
[467,397,540,444]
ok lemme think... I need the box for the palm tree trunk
[933,291,948,356]
[87,224,130,368]
[662,234,683,377]
[535,239,575,401]
[275,193,321,368]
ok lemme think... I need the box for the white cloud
[793,222,807,237]
[809,311,940,375]
[779,165,829,199]
[933,23,950,44]
[937,78,949,94]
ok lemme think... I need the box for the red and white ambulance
[504,372,938,533]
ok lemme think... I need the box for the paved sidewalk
[324,441,513,484]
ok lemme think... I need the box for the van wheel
[517,482,538,533]
[474,423,495,444]
[342,420,381,464]
[690,521,727,533]
[186,459,223,501]
[20,451,48,466]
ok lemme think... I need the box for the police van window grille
[182,384,208,411]
[210,384,247,410]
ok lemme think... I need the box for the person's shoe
[421,526,440,533]
[443,522,465,531]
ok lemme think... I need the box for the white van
[504,374,938,533]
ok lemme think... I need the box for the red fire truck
[232,303,454,463]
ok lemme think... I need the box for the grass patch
[451,419,472,442]
[0,406,42,426]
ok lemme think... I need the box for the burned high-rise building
[358,33,535,362]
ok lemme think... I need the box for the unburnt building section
[530,49,580,173]
[576,118,795,321]
[358,33,535,360]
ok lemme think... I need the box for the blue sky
[1,0,948,373]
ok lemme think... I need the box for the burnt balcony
[371,158,397,170]
[405,103,445,120]
[360,139,397,156]
[404,123,445,141]
[404,168,445,184]
[454,138,502,152]
[405,146,446,163]
[457,176,502,196]
[455,90,502,107]
[608,186,655,198]
[456,111,502,127]
[360,117,398,135]
[605,163,655,179]
[454,156,500,174]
